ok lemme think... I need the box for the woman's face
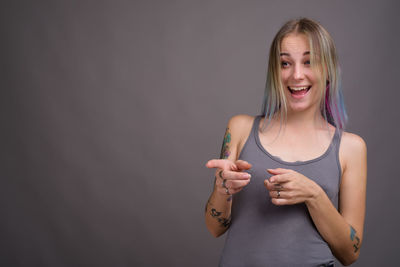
[280,33,322,114]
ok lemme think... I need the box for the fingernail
[243,173,251,179]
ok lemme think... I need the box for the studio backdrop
[1,0,399,266]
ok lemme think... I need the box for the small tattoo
[209,208,231,228]
[350,225,361,253]
[218,217,231,227]
[350,226,356,241]
[211,208,222,217]
[219,128,231,159]
[227,195,232,202]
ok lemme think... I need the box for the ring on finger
[277,190,280,198]
[222,179,228,189]
[225,188,230,195]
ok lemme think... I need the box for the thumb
[235,160,252,171]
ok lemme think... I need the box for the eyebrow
[280,51,310,56]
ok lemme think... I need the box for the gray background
[1,0,398,266]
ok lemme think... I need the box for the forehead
[280,33,310,55]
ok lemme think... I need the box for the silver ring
[277,190,280,198]
[222,179,228,189]
[225,187,230,195]
[218,170,224,179]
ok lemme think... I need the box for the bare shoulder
[339,131,367,172]
[227,114,255,141]
[340,132,367,155]
[227,114,255,133]
[226,114,256,158]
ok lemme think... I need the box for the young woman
[205,18,367,266]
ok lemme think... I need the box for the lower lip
[289,87,311,99]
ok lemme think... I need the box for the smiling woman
[205,18,367,266]
[280,34,321,113]
[263,18,347,130]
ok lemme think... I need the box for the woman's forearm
[205,183,233,237]
[306,188,362,266]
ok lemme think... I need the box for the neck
[282,106,326,130]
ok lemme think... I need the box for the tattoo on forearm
[211,208,231,227]
[219,127,231,159]
[205,199,231,228]
[350,225,360,253]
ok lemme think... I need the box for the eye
[281,61,290,68]
[304,60,311,66]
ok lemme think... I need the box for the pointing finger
[206,159,235,170]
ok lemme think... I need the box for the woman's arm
[204,115,253,237]
[264,132,367,265]
[307,133,367,265]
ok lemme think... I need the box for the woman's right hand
[206,159,252,195]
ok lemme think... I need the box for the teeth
[289,86,309,91]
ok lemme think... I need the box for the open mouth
[288,86,311,97]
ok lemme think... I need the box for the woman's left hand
[264,168,322,205]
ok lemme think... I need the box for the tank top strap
[251,115,263,138]
[333,127,343,177]
[332,127,342,152]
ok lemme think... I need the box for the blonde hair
[261,18,347,130]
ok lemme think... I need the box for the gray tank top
[219,115,342,267]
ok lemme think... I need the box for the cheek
[280,71,290,83]
[308,73,318,83]
[307,69,321,84]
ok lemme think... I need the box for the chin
[286,99,318,112]
[288,105,310,112]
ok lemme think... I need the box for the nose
[293,64,305,80]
